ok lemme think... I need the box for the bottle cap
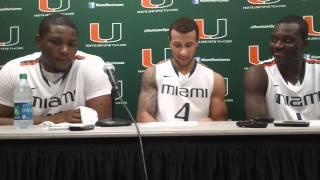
[19,74,27,79]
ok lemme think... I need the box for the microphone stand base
[95,118,132,127]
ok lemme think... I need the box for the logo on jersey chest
[275,91,320,106]
[161,84,208,98]
[33,90,76,108]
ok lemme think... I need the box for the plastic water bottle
[14,74,33,129]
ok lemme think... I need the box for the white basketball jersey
[0,51,111,117]
[155,60,214,122]
[264,58,320,120]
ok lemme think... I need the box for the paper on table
[309,120,320,126]
[141,121,199,128]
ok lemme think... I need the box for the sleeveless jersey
[0,51,111,117]
[264,58,320,120]
[155,60,214,122]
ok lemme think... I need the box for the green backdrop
[1,0,319,120]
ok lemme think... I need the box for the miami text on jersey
[161,84,208,98]
[275,91,320,106]
[33,90,76,108]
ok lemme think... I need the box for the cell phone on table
[251,117,274,123]
[236,121,268,128]
[274,121,310,127]
[69,124,95,131]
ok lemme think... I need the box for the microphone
[98,62,149,180]
[103,62,119,93]
[98,62,127,127]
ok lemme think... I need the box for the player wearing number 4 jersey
[245,15,320,120]
[155,59,216,122]
[137,17,228,122]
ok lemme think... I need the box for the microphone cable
[103,62,148,180]
[114,88,149,180]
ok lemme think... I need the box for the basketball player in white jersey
[137,17,228,122]
[245,15,320,120]
[0,14,112,125]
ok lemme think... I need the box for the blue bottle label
[14,102,32,120]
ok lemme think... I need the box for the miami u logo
[114,80,123,100]
[195,19,227,40]
[141,0,173,9]
[90,23,122,43]
[142,48,171,67]
[303,15,320,36]
[248,45,260,65]
[247,0,280,5]
[0,26,19,47]
[38,0,70,12]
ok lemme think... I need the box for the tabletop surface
[1,121,320,140]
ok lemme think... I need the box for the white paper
[309,120,320,126]
[141,121,199,128]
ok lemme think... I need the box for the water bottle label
[14,102,32,120]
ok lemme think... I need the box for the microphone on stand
[96,62,149,180]
[95,62,131,127]
[103,62,119,95]
[103,62,120,113]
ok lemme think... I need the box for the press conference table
[1,121,320,180]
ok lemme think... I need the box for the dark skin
[0,24,112,125]
[244,22,308,119]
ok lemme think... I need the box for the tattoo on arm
[138,67,158,117]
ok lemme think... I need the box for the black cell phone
[236,121,268,128]
[69,124,95,131]
[274,121,310,127]
[251,117,274,123]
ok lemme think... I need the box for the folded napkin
[79,106,98,125]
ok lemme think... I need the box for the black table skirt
[0,135,320,180]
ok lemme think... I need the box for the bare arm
[244,65,269,119]
[33,110,82,124]
[0,104,14,125]
[0,103,82,125]
[0,94,112,125]
[137,67,158,122]
[40,94,112,124]
[209,72,228,121]
[86,94,112,120]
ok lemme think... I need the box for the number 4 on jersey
[174,103,190,121]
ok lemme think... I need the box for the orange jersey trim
[20,59,39,66]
